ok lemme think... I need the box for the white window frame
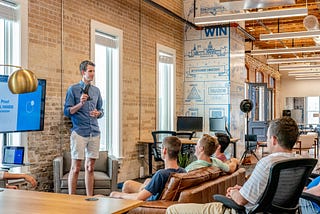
[90,20,123,158]
[156,44,176,131]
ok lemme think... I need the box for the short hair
[79,60,95,75]
[198,134,219,156]
[268,116,299,150]
[162,136,182,160]
[215,132,230,153]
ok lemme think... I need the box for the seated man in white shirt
[166,117,300,214]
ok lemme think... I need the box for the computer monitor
[209,117,226,133]
[176,116,203,132]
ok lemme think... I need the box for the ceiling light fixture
[295,77,320,80]
[251,46,320,55]
[260,30,320,40]
[279,64,320,71]
[288,71,320,76]
[194,8,307,25]
[267,57,320,64]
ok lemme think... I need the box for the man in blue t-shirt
[110,136,186,201]
[300,175,320,214]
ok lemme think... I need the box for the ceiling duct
[303,15,320,45]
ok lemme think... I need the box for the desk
[294,137,318,159]
[138,138,239,176]
[0,189,143,214]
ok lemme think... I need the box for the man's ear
[271,135,278,145]
[198,145,204,152]
[216,145,221,152]
[162,147,167,155]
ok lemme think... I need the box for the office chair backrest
[176,131,195,140]
[250,158,317,214]
[151,131,177,162]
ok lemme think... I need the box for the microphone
[82,84,92,100]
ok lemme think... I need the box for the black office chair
[176,131,195,152]
[239,134,259,165]
[213,158,318,214]
[176,131,195,140]
[176,131,196,167]
[151,131,177,162]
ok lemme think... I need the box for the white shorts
[70,131,100,160]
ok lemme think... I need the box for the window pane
[157,45,175,131]
[92,22,122,157]
[95,44,109,152]
[308,112,319,124]
[158,62,174,130]
[307,97,319,111]
[0,9,21,150]
[306,96,320,124]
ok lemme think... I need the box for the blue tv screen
[0,75,46,133]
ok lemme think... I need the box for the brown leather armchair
[53,151,118,195]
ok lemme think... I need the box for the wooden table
[138,137,239,175]
[0,189,143,214]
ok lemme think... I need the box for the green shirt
[185,157,230,172]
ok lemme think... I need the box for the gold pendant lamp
[1,65,38,94]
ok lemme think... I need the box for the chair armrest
[53,156,63,193]
[213,194,246,212]
[107,155,119,191]
[301,192,320,206]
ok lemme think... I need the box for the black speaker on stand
[239,99,259,165]
[282,110,291,117]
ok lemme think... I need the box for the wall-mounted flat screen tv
[0,75,46,133]
[177,116,203,132]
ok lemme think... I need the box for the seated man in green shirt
[185,134,239,173]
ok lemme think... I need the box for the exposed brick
[27,0,184,191]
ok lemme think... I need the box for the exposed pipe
[143,0,201,29]
[144,0,255,41]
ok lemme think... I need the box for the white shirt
[239,152,297,210]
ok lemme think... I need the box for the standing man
[64,60,104,196]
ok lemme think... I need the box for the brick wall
[27,0,184,191]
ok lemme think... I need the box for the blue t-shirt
[307,176,320,211]
[144,167,186,201]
